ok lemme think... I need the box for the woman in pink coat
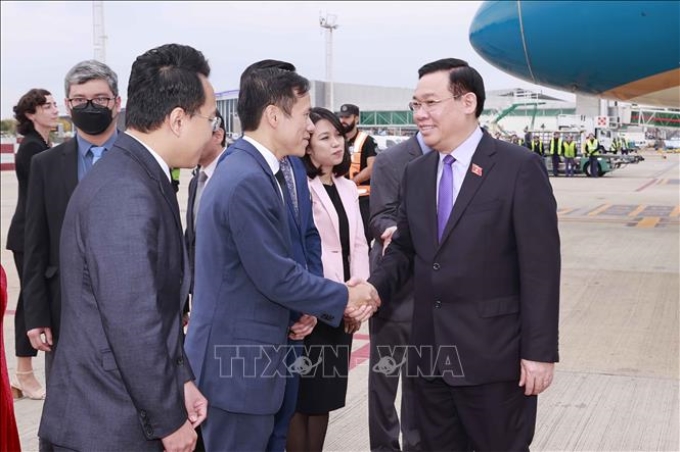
[287,107,370,452]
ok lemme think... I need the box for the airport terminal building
[216,81,678,146]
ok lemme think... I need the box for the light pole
[319,13,338,112]
[92,1,107,62]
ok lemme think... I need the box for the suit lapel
[438,134,497,247]
[61,139,79,197]
[335,178,357,252]
[415,151,440,251]
[309,177,340,239]
[235,139,284,207]
[186,172,198,243]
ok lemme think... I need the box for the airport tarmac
[1,150,678,451]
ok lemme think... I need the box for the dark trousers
[565,157,576,177]
[369,316,420,451]
[413,377,537,452]
[12,251,36,357]
[589,156,599,177]
[551,154,560,177]
[202,405,274,452]
[359,196,372,248]
[267,341,302,451]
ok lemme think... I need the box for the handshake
[344,277,381,323]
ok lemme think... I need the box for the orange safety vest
[349,131,371,197]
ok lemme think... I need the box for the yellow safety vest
[585,139,599,156]
[549,138,563,155]
[349,131,370,197]
[563,141,577,158]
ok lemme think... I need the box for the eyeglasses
[68,97,114,109]
[408,95,463,113]
[196,113,222,132]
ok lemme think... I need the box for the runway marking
[670,206,680,217]
[636,217,661,228]
[557,208,576,215]
[627,205,647,217]
[635,179,657,192]
[588,204,612,216]
[349,342,371,371]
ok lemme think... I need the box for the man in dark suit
[368,133,428,451]
[184,60,378,451]
[39,44,214,452]
[368,58,560,451]
[185,109,227,303]
[23,60,121,382]
[267,154,322,452]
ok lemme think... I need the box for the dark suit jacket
[185,169,200,295]
[22,138,78,340]
[369,131,560,386]
[185,155,323,296]
[283,156,324,326]
[6,130,49,252]
[369,136,423,321]
[39,133,193,451]
[184,138,348,416]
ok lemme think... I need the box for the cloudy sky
[0,1,572,119]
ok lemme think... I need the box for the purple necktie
[437,154,456,242]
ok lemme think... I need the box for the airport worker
[184,59,379,451]
[368,57,561,451]
[548,131,563,176]
[39,44,212,452]
[338,103,378,248]
[563,135,577,177]
[530,135,544,156]
[584,133,600,177]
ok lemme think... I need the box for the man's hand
[343,316,361,334]
[161,419,197,452]
[380,226,397,256]
[184,381,208,428]
[345,278,380,322]
[27,327,53,352]
[519,359,555,396]
[289,315,317,340]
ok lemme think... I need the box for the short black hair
[125,43,211,132]
[237,59,310,132]
[13,88,51,136]
[215,109,226,147]
[302,107,351,179]
[418,58,486,118]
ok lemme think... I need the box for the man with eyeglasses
[39,44,213,452]
[369,58,560,451]
[23,59,121,383]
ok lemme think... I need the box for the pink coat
[308,175,370,284]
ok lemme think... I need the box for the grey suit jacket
[39,133,193,451]
[369,136,423,321]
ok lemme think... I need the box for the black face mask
[71,105,114,135]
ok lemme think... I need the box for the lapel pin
[471,164,483,177]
